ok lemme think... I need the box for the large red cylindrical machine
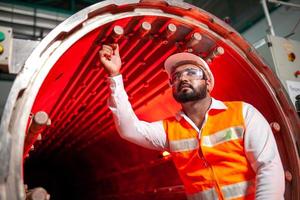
[0,0,299,199]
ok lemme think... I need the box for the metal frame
[268,0,300,8]
[0,1,230,198]
[261,0,300,36]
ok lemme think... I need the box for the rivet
[270,122,280,132]
[285,170,292,182]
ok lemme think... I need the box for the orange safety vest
[163,101,256,200]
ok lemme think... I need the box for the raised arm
[99,44,168,150]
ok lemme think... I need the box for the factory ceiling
[0,0,281,40]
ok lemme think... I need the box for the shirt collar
[175,97,227,120]
[210,97,227,110]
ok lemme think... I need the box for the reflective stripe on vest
[186,180,255,200]
[202,126,244,147]
[169,138,199,152]
[169,126,244,152]
[187,188,218,200]
[222,180,255,199]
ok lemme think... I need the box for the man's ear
[206,79,213,92]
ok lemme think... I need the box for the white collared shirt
[175,98,228,136]
[108,75,285,200]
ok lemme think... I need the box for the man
[99,44,285,200]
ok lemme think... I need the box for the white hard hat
[164,52,214,91]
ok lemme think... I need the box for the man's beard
[173,82,207,103]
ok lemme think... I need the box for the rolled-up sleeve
[243,102,285,199]
[107,75,168,150]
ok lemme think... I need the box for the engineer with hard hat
[99,44,285,200]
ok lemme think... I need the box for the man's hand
[99,44,121,76]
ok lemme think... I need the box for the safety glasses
[170,68,205,84]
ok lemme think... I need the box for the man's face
[170,64,208,103]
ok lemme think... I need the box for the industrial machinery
[0,26,13,72]
[0,0,299,199]
[257,35,300,108]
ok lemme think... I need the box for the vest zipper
[198,142,224,200]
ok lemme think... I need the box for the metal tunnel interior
[0,0,299,199]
